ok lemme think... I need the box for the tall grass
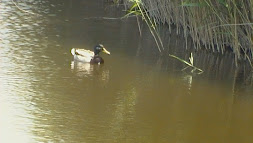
[123,0,164,52]
[118,0,253,67]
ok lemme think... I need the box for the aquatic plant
[117,0,253,67]
[169,53,203,74]
[123,0,164,52]
[122,0,203,72]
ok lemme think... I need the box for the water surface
[0,0,253,143]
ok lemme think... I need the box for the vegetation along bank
[112,0,253,67]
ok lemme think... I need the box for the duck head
[94,44,110,56]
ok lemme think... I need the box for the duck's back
[71,48,94,62]
[74,49,93,56]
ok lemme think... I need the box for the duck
[71,44,110,64]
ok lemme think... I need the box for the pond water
[0,0,253,143]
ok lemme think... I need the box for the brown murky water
[1,0,253,143]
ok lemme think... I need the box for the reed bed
[114,0,253,66]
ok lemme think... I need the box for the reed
[118,0,253,67]
[123,0,164,52]
[169,53,203,74]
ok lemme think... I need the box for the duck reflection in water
[71,60,110,81]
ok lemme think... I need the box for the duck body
[90,55,104,64]
[71,48,94,62]
[71,44,110,64]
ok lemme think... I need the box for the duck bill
[102,48,110,55]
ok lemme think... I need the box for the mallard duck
[71,44,110,64]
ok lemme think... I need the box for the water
[0,0,253,143]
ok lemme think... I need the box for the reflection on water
[71,61,110,82]
[71,61,95,77]
[1,0,253,143]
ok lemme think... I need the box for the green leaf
[129,3,138,11]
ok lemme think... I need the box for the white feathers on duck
[71,48,94,62]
